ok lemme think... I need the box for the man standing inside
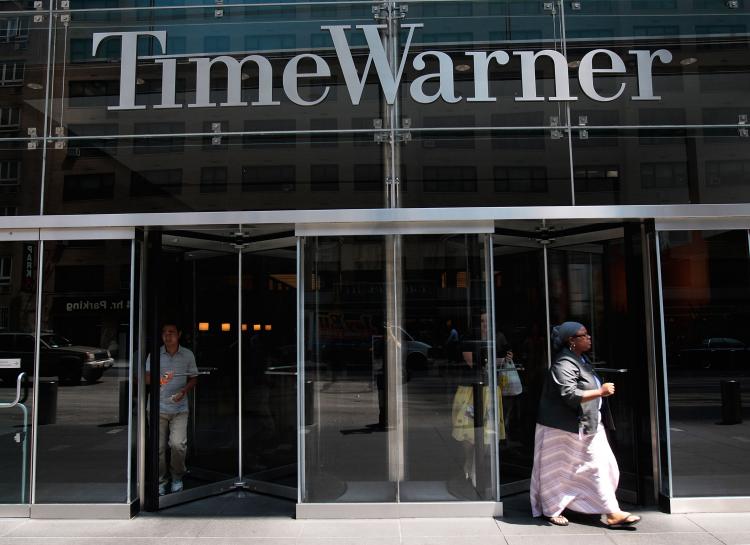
[146,322,198,496]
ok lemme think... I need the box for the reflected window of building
[0,255,11,285]
[706,160,750,187]
[310,164,339,192]
[494,167,548,193]
[0,17,29,45]
[575,166,620,193]
[423,166,477,192]
[640,162,688,189]
[200,167,228,194]
[204,35,230,53]
[130,169,183,197]
[241,165,295,192]
[62,173,115,201]
[0,160,20,186]
[0,62,24,87]
[0,106,20,132]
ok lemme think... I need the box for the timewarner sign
[93,24,672,111]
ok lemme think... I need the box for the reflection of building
[3,0,750,523]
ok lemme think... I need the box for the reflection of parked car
[0,332,114,384]
[677,337,749,369]
[372,329,432,371]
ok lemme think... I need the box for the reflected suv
[0,332,114,384]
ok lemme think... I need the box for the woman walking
[530,321,640,528]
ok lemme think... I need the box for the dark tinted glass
[659,229,750,497]
[0,241,37,505]
[573,128,750,205]
[44,135,384,213]
[34,239,132,503]
[400,130,572,207]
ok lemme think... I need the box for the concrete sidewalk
[1,492,749,545]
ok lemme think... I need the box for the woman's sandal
[606,513,641,528]
[547,515,569,526]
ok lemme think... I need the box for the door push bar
[0,372,28,409]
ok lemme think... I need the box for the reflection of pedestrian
[445,319,460,362]
[451,313,504,485]
[499,346,522,439]
[530,321,640,528]
[146,322,198,496]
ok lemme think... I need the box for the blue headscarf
[551,321,585,354]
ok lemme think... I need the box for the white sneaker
[170,479,183,493]
[158,483,166,496]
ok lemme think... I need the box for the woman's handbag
[499,358,523,396]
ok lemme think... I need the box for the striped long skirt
[530,423,621,518]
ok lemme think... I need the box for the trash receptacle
[37,380,58,425]
[720,379,742,425]
[118,380,129,425]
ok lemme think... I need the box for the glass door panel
[491,234,548,496]
[546,224,645,503]
[241,242,297,495]
[0,241,37,512]
[156,232,239,505]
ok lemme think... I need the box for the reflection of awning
[51,295,130,315]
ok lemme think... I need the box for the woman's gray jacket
[537,348,614,435]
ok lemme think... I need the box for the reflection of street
[52,366,128,426]
[668,370,750,496]
[311,371,493,501]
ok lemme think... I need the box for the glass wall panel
[565,1,750,128]
[659,229,750,497]
[44,135,384,213]
[0,143,42,217]
[572,128,750,205]
[49,5,380,137]
[402,0,566,129]
[303,236,392,502]
[0,240,37,506]
[34,238,131,503]
[0,12,48,141]
[241,244,297,489]
[400,130,572,207]
[400,234,496,501]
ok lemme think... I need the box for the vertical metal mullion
[137,235,147,506]
[543,243,552,369]
[29,236,44,506]
[237,244,243,481]
[38,5,54,215]
[653,231,673,498]
[642,223,662,503]
[126,239,136,503]
[558,0,576,206]
[485,235,500,501]
[296,237,305,504]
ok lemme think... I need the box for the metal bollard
[37,380,58,425]
[720,379,742,425]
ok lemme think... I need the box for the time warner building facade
[0,0,749,519]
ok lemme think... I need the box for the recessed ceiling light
[455,64,471,72]
[568,60,581,69]
[136,77,145,85]
[680,57,698,66]
[26,82,43,90]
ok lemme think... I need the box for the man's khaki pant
[159,411,188,485]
